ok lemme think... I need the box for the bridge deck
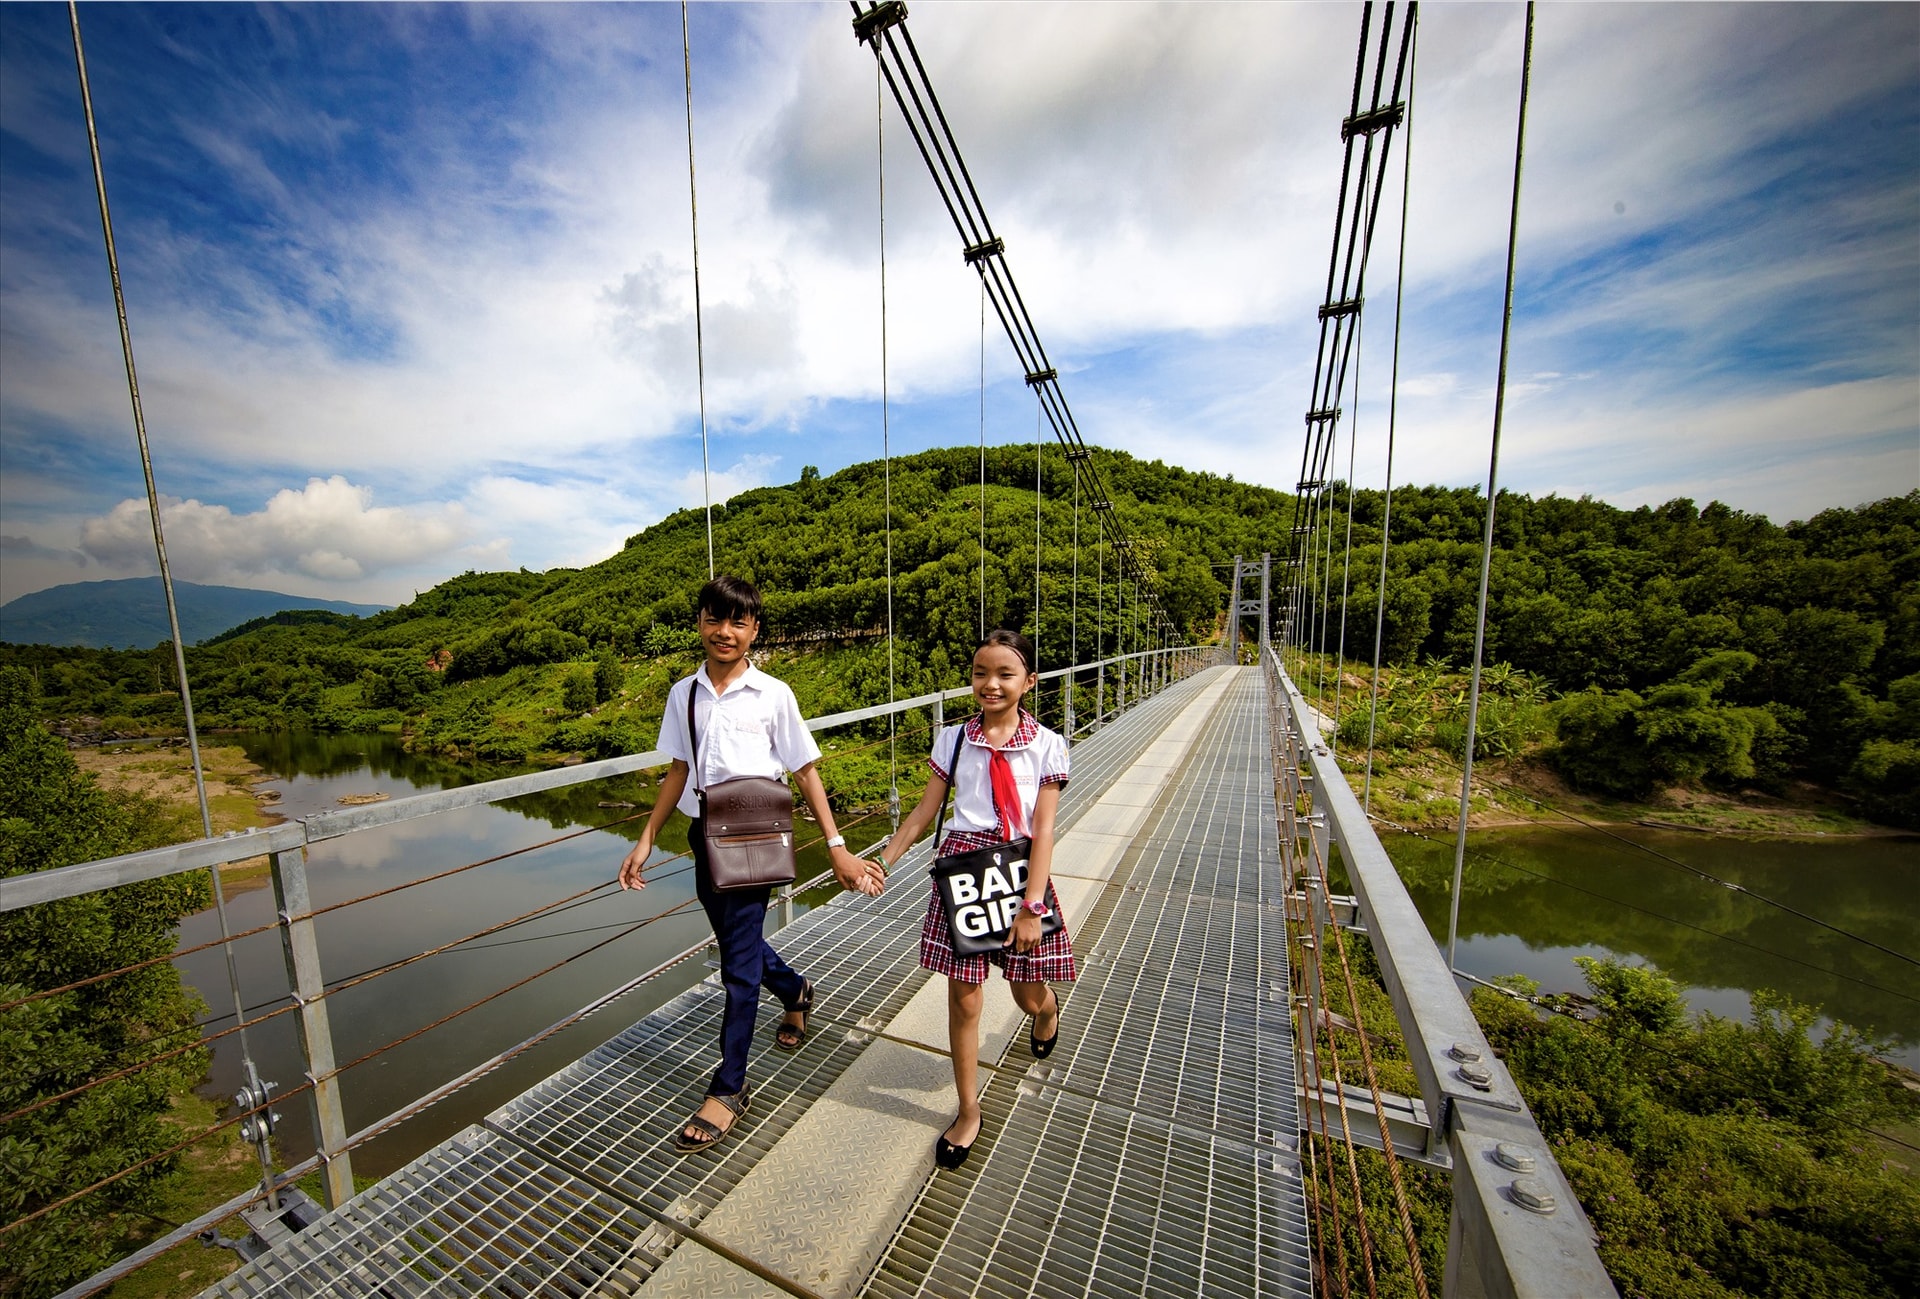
[206,666,1310,1299]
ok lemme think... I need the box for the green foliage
[561,665,596,714]
[0,669,213,1296]
[1550,651,1786,798]
[593,648,623,703]
[1474,957,1920,1298]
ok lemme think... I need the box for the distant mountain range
[0,578,389,648]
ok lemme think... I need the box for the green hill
[1,451,1912,823]
[0,577,388,649]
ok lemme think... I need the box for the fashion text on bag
[928,729,1063,956]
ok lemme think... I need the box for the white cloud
[79,476,473,585]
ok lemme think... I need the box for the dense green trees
[1314,488,1918,822]
[1475,959,1920,1298]
[0,668,212,1295]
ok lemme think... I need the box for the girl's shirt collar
[963,708,1040,750]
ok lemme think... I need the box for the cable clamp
[962,236,1004,264]
[852,1,908,48]
[1024,367,1058,387]
[1305,408,1340,424]
[1341,101,1405,141]
[1064,447,1092,462]
[1317,298,1363,321]
[1092,499,1114,511]
[1297,479,1326,492]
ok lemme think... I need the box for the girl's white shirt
[928,711,1070,838]
[658,664,821,818]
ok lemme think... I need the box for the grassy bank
[1284,653,1890,837]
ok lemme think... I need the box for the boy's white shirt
[928,715,1070,839]
[658,663,822,818]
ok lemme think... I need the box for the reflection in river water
[172,731,853,1179]
[1382,824,1920,1069]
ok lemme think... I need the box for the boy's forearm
[792,764,840,838]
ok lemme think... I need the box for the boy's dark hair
[698,575,763,624]
[976,628,1036,675]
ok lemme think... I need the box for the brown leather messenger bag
[688,679,798,892]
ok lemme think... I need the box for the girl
[881,629,1074,1169]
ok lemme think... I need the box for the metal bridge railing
[3,643,1208,1296]
[1263,644,1618,1299]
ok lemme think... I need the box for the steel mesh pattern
[203,674,1217,1297]
[864,670,1311,1299]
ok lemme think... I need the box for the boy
[618,575,882,1152]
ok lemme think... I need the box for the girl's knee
[947,978,985,1015]
[1010,980,1051,1013]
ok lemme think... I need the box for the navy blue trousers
[690,817,809,1097]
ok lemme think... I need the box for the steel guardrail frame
[1263,646,1617,1299]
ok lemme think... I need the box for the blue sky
[1,2,1914,606]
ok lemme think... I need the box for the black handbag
[688,679,797,892]
[928,729,1064,957]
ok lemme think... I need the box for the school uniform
[658,662,816,1097]
[919,709,1077,985]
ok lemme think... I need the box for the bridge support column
[271,849,354,1208]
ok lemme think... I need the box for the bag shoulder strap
[685,674,703,794]
[932,724,968,841]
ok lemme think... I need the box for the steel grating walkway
[204,667,1309,1299]
[863,668,1309,1298]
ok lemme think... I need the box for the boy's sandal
[1029,986,1061,1061]
[774,979,814,1052]
[672,1086,748,1155]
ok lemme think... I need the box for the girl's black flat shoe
[935,1132,974,1169]
[1029,987,1061,1060]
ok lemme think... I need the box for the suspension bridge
[2,3,1631,1295]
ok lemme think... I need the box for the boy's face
[697,608,758,665]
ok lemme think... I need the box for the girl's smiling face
[971,643,1035,718]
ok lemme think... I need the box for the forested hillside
[0,451,1911,822]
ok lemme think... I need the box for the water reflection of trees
[1382,829,1920,1049]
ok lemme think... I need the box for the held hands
[831,844,885,897]
[618,832,653,890]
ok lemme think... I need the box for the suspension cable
[1034,400,1044,665]
[1331,311,1364,750]
[681,1,714,578]
[1448,2,1534,969]
[980,280,988,638]
[1364,10,1419,814]
[65,7,276,1189]
[876,57,900,831]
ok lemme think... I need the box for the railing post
[1117,654,1127,715]
[1096,662,1105,728]
[1063,667,1076,737]
[270,849,355,1208]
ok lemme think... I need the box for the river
[176,733,1918,1182]
[1381,823,1920,1070]
[171,731,858,1179]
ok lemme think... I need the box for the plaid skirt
[919,828,1077,985]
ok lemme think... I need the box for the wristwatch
[1021,897,1052,918]
[825,835,846,849]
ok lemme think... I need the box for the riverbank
[71,739,284,890]
[1351,750,1894,838]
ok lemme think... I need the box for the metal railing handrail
[1265,645,1617,1298]
[2,644,1206,914]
